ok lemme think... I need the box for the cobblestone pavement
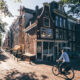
[0,50,80,80]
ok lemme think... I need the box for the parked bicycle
[52,61,74,79]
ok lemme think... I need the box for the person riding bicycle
[57,48,70,73]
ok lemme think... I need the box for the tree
[59,0,80,18]
[60,0,80,4]
[0,0,12,33]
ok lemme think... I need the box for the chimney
[43,2,49,10]
[35,5,39,16]
[43,2,49,6]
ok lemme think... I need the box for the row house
[4,1,80,62]
[24,2,78,61]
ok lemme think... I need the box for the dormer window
[43,17,50,27]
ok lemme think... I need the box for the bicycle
[52,61,74,79]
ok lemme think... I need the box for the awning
[13,45,21,51]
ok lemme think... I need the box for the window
[56,29,59,39]
[73,32,75,41]
[64,30,67,40]
[41,28,46,38]
[71,23,75,31]
[41,27,53,38]
[44,18,50,27]
[37,42,42,59]
[43,42,48,54]
[37,42,42,53]
[60,17,62,27]
[45,11,49,17]
[59,30,63,39]
[68,21,71,30]
[63,19,66,28]
[68,31,72,41]
[55,16,58,26]
[49,42,54,54]
[47,29,53,38]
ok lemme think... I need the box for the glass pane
[56,16,58,26]
[49,42,53,54]
[43,42,48,54]
[44,18,49,27]
[37,42,42,53]
[60,17,62,27]
[47,29,53,38]
[41,28,46,38]
[37,42,42,59]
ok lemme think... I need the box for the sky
[3,0,60,28]
[4,0,60,16]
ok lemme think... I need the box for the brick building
[4,1,80,62]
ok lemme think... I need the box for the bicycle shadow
[5,70,48,80]
[56,74,73,80]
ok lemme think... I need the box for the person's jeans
[59,62,70,73]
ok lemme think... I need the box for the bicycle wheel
[65,68,74,79]
[52,65,59,76]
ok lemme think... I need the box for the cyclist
[57,48,70,73]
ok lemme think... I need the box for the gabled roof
[23,7,35,14]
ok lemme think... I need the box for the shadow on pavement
[32,60,55,66]
[0,53,8,62]
[33,58,80,71]
[5,70,48,80]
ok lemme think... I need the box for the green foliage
[0,23,5,32]
[59,0,80,4]
[0,0,5,9]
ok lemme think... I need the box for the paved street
[0,50,80,80]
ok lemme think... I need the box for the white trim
[37,40,67,43]
[37,7,44,18]
[54,10,66,18]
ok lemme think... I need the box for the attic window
[45,11,49,17]
[43,17,50,27]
